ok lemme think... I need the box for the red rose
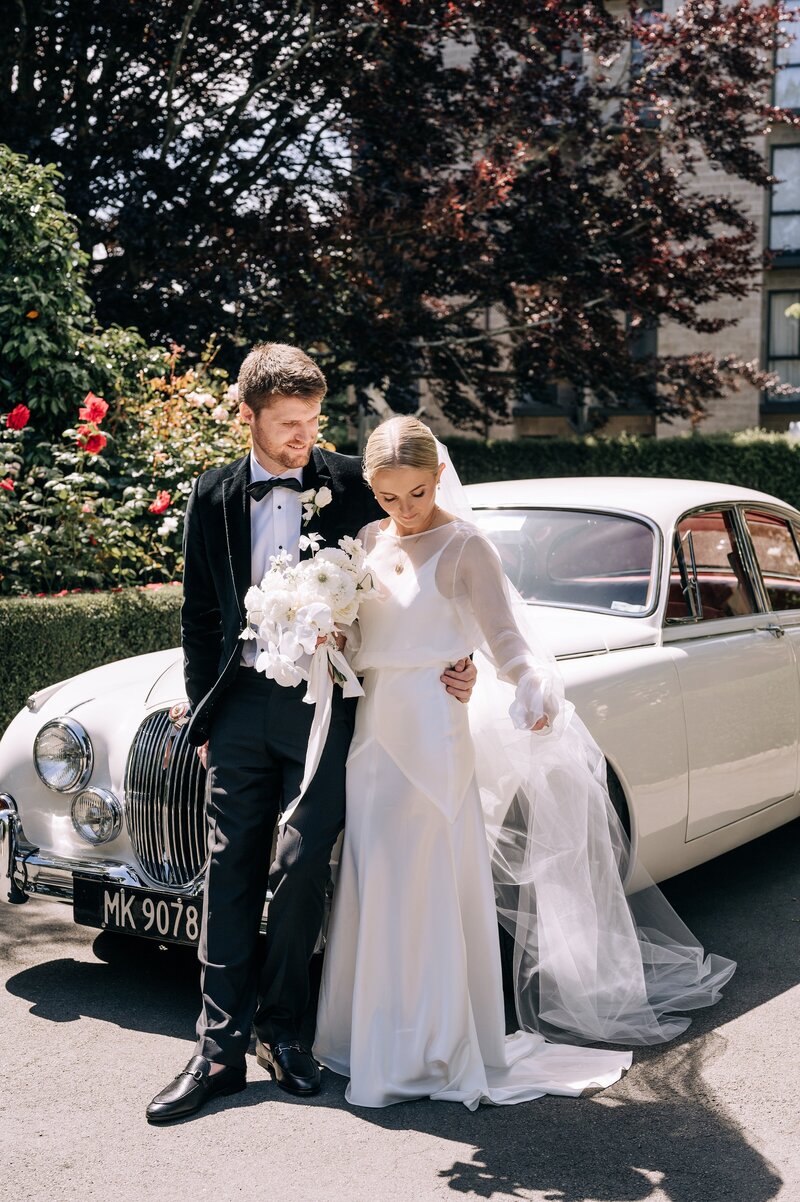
[79,392,109,424]
[0,478,14,491]
[6,404,30,431]
[76,425,108,454]
[148,490,171,515]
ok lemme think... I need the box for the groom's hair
[238,342,327,412]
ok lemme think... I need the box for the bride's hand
[317,631,346,651]
[531,715,549,732]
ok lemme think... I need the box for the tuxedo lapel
[221,455,251,619]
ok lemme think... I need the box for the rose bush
[0,344,245,593]
[0,341,337,595]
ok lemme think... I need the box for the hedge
[4,428,799,734]
[446,430,800,509]
[0,585,182,735]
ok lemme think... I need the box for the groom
[146,342,476,1122]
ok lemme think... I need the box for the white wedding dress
[313,518,641,1108]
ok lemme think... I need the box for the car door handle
[765,623,786,638]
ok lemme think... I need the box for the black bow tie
[246,477,304,502]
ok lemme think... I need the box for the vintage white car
[2,476,800,946]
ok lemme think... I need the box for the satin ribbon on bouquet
[279,639,364,828]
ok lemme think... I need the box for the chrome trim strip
[4,851,204,904]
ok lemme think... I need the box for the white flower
[315,546,351,569]
[260,587,296,627]
[298,532,324,554]
[226,383,239,403]
[299,485,334,526]
[158,515,179,537]
[335,597,360,626]
[297,557,357,617]
[211,405,228,422]
[255,642,305,688]
[295,601,334,638]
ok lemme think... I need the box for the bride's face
[371,464,442,534]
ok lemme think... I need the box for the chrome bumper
[0,795,201,905]
[0,796,324,946]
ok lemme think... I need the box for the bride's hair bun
[363,415,438,484]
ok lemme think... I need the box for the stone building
[655,0,800,438]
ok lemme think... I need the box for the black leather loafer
[146,1055,246,1124]
[256,1038,321,1096]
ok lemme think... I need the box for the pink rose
[79,393,109,424]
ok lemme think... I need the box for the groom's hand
[197,742,209,769]
[442,657,477,704]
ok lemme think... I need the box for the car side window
[667,510,757,622]
[744,510,800,613]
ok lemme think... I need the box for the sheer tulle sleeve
[447,530,562,731]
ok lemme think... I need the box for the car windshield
[473,508,657,615]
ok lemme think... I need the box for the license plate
[73,875,202,946]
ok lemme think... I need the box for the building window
[776,0,800,109]
[628,314,657,361]
[770,146,800,254]
[767,290,800,400]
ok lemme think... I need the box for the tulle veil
[435,438,735,1045]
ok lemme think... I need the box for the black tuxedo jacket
[181,446,382,746]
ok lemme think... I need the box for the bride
[313,416,735,1109]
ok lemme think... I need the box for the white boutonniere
[300,485,333,526]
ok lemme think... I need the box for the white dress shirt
[241,451,304,666]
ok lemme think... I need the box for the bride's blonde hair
[363,416,439,485]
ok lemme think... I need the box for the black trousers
[194,666,353,1066]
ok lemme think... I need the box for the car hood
[24,607,655,723]
[26,647,184,720]
[525,606,659,658]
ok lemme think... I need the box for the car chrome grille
[124,710,208,887]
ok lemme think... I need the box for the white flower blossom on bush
[157,515,179,538]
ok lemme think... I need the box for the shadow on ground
[4,818,797,1201]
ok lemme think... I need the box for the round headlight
[71,789,122,844]
[34,718,93,792]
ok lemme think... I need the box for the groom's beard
[253,435,316,472]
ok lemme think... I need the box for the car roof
[464,476,800,526]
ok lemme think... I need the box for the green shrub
[0,585,182,734]
[447,430,800,509]
[0,144,159,433]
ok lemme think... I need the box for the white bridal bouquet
[240,534,375,823]
[240,533,374,688]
